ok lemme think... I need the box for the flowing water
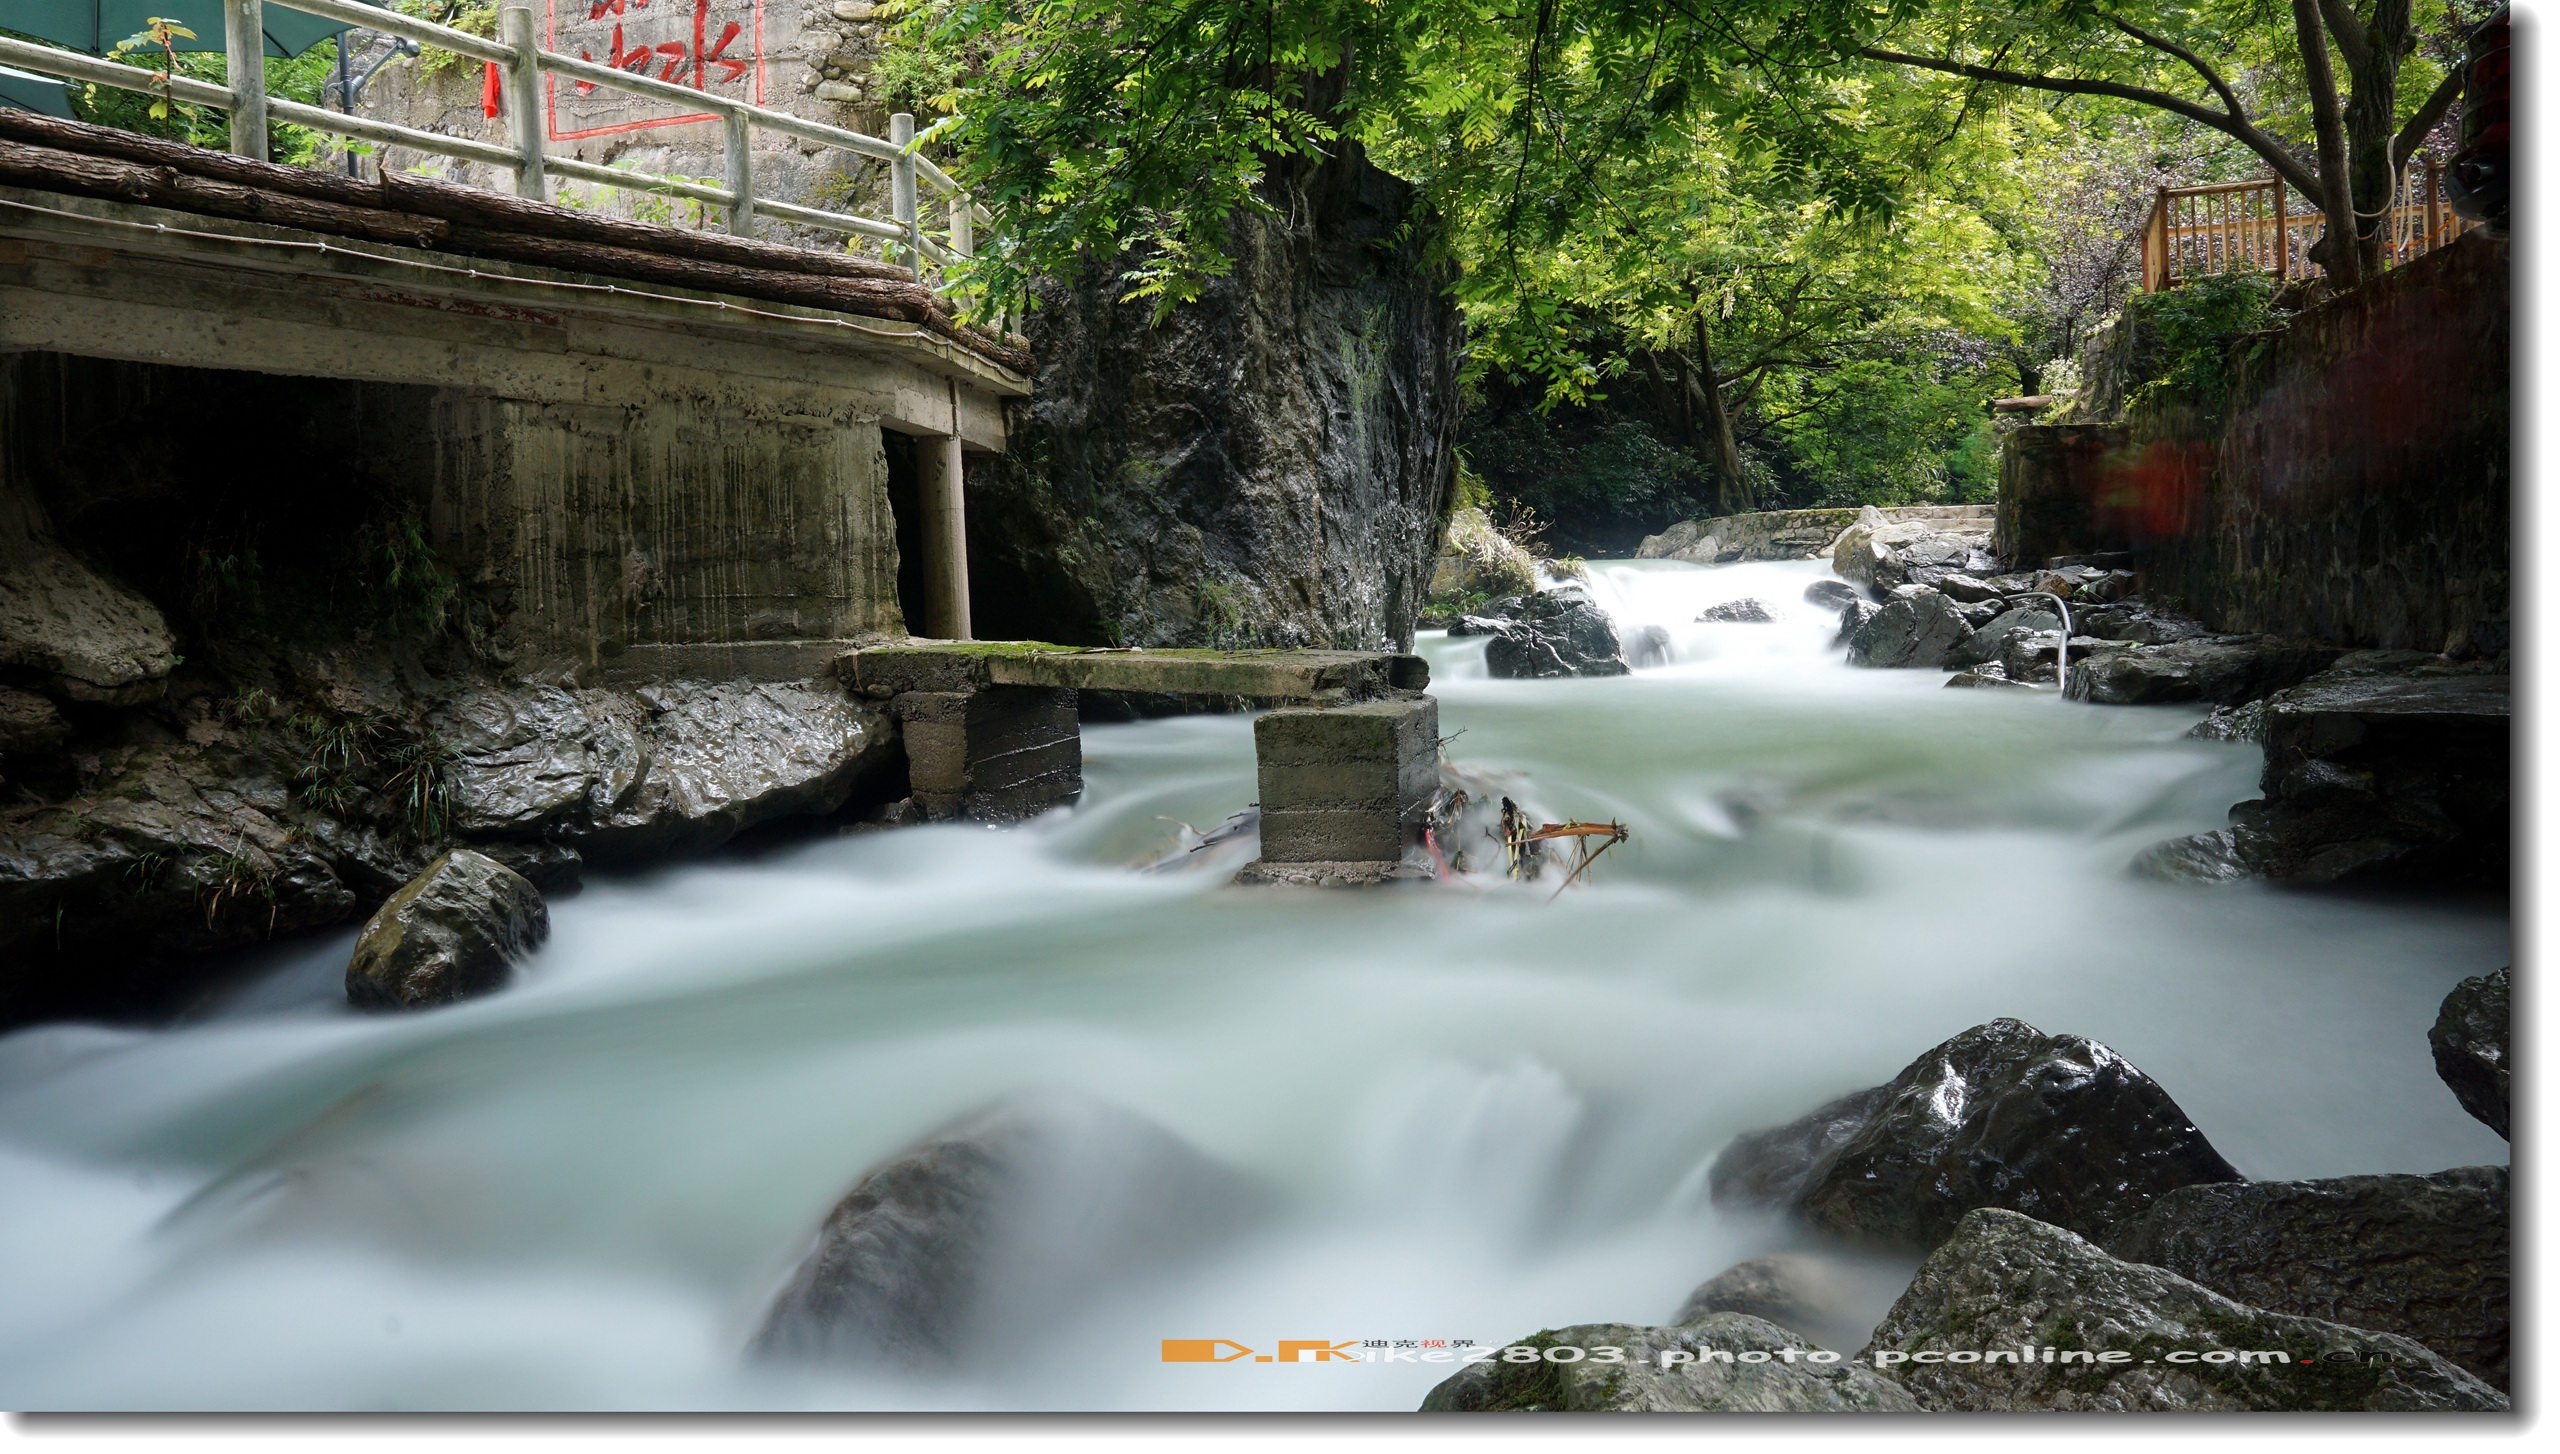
[0,559,2510,1412]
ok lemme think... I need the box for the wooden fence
[2139,160,2469,292]
[0,0,990,305]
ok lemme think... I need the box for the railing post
[723,111,755,236]
[223,0,270,162]
[499,5,546,200]
[949,197,971,263]
[890,112,921,279]
[2424,155,2445,252]
[2272,178,2288,281]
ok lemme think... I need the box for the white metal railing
[0,0,991,300]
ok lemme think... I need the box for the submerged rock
[1832,600,1878,649]
[1696,598,1777,624]
[1944,664,2034,690]
[1674,1254,1858,1348]
[752,1094,1263,1370]
[1708,1019,2239,1247]
[2108,1167,2510,1390]
[2431,969,2510,1139]
[1474,588,1630,679]
[344,849,548,1010]
[1420,1314,1920,1413]
[1863,1209,2505,1411]
[1625,623,1676,669]
[1803,579,1863,611]
[1844,591,1969,669]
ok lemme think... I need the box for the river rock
[1476,588,1630,678]
[2430,968,2509,1138]
[344,848,548,1011]
[1708,1019,2239,1247]
[1845,591,1969,669]
[2186,700,2270,744]
[0,507,180,705]
[1697,598,1776,624]
[752,1094,1264,1369]
[1419,1313,1920,1413]
[1944,664,2033,690]
[1626,623,1676,669]
[2134,667,2510,890]
[2077,601,2213,646]
[2065,635,2343,706]
[1803,579,1862,610]
[2108,1167,2509,1390]
[1830,508,1995,594]
[436,681,897,861]
[1944,605,2059,671]
[1863,1209,2505,1411]
[0,685,70,763]
[1832,600,1877,648]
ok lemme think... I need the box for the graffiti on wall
[545,0,768,141]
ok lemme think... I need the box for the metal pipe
[2020,592,2076,694]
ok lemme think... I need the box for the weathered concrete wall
[2,352,907,671]
[418,393,903,663]
[1992,425,2131,566]
[2000,235,2509,653]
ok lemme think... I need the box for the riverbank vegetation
[889,0,2485,550]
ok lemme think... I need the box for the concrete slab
[1242,696,1440,884]
[840,642,1429,704]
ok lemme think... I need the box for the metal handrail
[0,0,991,304]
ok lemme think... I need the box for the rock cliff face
[965,143,1463,651]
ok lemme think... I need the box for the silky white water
[0,559,2510,1411]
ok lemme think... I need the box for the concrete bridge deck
[0,111,1023,656]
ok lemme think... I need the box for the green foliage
[284,708,458,844]
[2125,273,2277,417]
[367,510,464,642]
[394,2,501,83]
[70,28,340,164]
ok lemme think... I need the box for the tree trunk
[2342,0,2416,279]
[1692,313,1752,515]
[2292,0,2366,287]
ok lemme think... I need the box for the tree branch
[1857,44,2327,202]
[2318,0,2373,69]
[2392,63,2464,169]
[2101,12,2251,122]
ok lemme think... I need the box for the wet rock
[2128,828,2259,885]
[1931,573,2004,604]
[1696,598,1776,624]
[437,682,896,861]
[0,517,180,705]
[2186,700,2270,744]
[752,1094,1263,1369]
[1476,588,1629,679]
[1832,601,1877,649]
[2137,668,2510,891]
[2000,632,2129,688]
[2430,969,2509,1139]
[2108,1167,2510,1390]
[2065,636,2343,707]
[1638,508,1873,564]
[1675,1254,1855,1346]
[1831,508,1995,595]
[1864,1209,2505,1411]
[1420,1314,1920,1413]
[2076,601,2213,646]
[344,848,548,1011]
[1945,664,2034,690]
[1803,579,1863,610]
[0,685,70,761]
[1944,605,2059,671]
[1708,1019,2239,1247]
[1845,591,1970,669]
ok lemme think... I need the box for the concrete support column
[1239,695,1441,886]
[891,686,1080,821]
[918,431,972,640]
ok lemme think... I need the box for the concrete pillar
[891,685,1079,821]
[918,431,972,640]
[1239,695,1440,886]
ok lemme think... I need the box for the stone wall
[1999,235,2509,654]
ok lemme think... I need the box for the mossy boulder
[345,849,547,1011]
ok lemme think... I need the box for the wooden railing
[0,0,990,300]
[2138,160,2469,292]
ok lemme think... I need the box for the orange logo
[1162,1339,1363,1364]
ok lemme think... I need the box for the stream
[0,558,2511,1412]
